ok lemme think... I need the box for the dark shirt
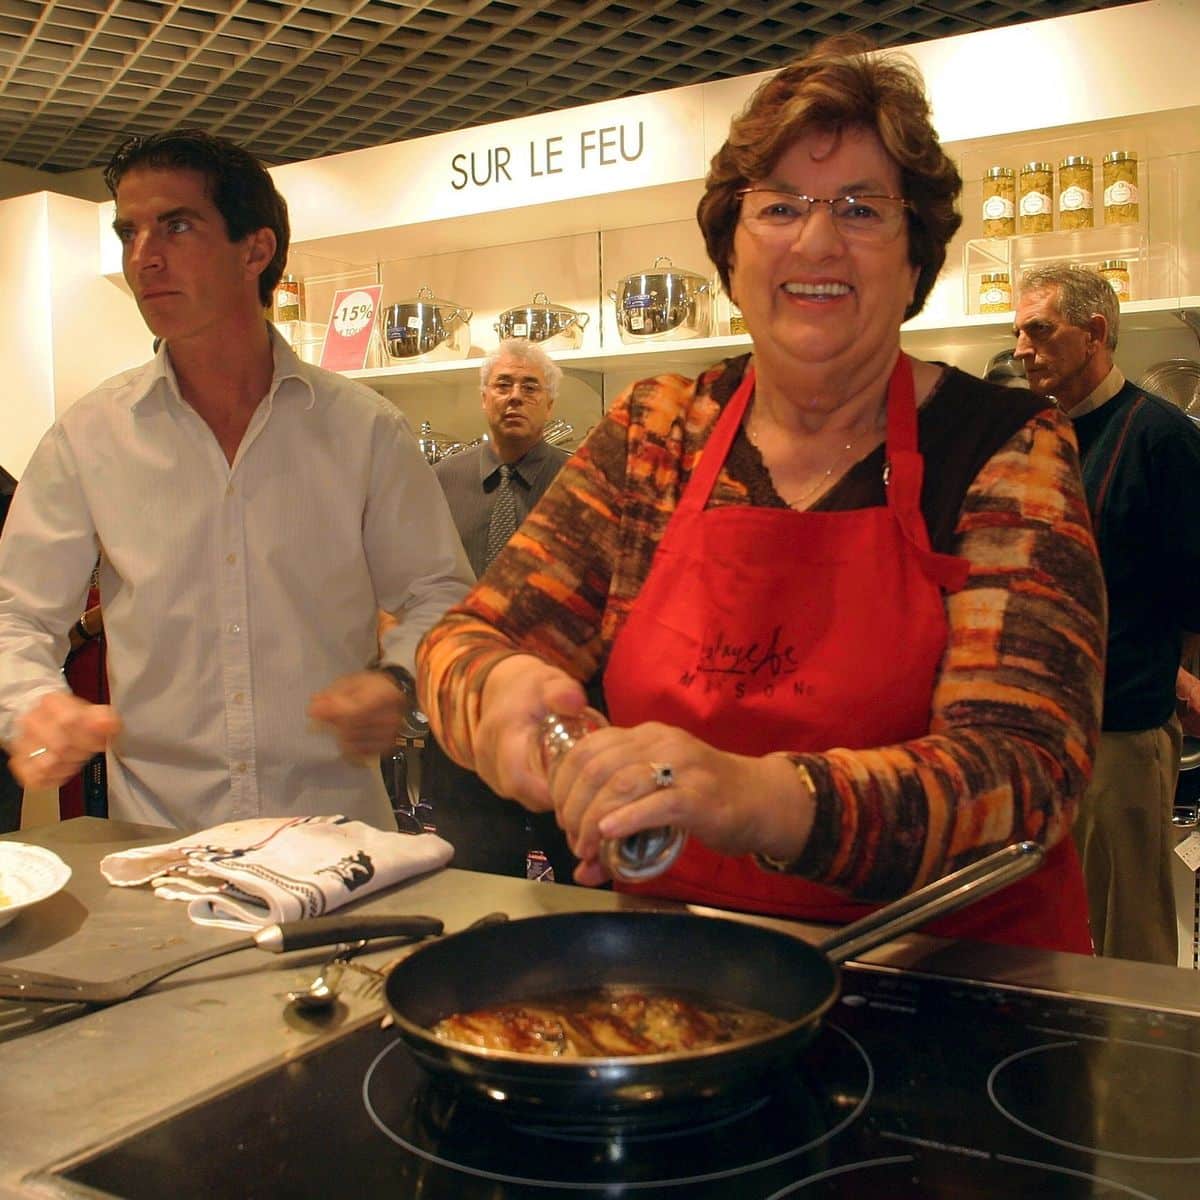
[1073,380,1200,730]
[434,439,570,576]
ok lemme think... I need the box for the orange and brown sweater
[417,355,1105,901]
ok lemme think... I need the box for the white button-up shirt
[0,331,473,830]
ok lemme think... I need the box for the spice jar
[979,272,1012,314]
[539,710,686,882]
[1103,151,1139,225]
[1018,162,1053,234]
[1057,156,1094,229]
[981,167,1016,237]
[274,273,304,323]
[1099,260,1132,301]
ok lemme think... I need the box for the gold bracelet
[756,756,818,872]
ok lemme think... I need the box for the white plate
[0,842,72,929]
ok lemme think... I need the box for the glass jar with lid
[979,272,1012,314]
[1102,151,1139,224]
[1099,259,1131,301]
[1018,162,1053,234]
[1057,156,1094,229]
[981,167,1016,237]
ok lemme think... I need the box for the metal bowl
[1139,358,1200,417]
[608,255,713,344]
[495,292,589,349]
[382,286,473,361]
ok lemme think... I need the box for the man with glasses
[434,339,568,578]
[1014,261,1200,964]
[424,339,575,879]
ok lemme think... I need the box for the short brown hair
[697,35,961,321]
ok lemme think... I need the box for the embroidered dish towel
[100,815,453,931]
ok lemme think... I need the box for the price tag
[319,285,383,372]
[1174,830,1200,874]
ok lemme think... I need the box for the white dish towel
[100,815,454,931]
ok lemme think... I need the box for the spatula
[0,912,443,1005]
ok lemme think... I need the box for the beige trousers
[1073,720,1181,965]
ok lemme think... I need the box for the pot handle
[575,311,591,328]
[606,289,618,303]
[816,840,1045,964]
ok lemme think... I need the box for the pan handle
[816,841,1045,964]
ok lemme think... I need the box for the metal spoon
[287,939,367,1014]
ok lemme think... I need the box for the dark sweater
[1074,380,1200,730]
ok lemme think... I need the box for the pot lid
[389,284,468,312]
[499,291,582,317]
[620,255,710,284]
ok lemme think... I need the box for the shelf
[343,297,1200,394]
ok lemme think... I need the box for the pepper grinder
[539,710,686,882]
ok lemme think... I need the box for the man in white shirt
[0,130,473,832]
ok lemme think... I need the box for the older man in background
[1014,262,1200,963]
[424,339,575,879]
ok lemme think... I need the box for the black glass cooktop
[45,964,1200,1199]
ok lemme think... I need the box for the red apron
[603,356,1092,954]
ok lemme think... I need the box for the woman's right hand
[470,654,587,810]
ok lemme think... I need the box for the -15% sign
[320,284,383,371]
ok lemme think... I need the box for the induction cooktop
[38,963,1200,1199]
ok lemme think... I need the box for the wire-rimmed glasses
[736,187,912,242]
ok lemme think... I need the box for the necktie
[485,464,519,567]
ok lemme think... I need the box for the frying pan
[385,840,1044,1118]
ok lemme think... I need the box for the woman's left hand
[549,722,814,886]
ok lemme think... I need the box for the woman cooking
[417,36,1104,953]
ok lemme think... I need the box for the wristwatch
[377,664,426,725]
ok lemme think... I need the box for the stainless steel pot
[381,286,472,361]
[608,255,713,344]
[495,292,589,349]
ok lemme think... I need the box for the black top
[0,465,15,533]
[1074,380,1200,730]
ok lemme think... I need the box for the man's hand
[1178,667,1200,738]
[7,693,121,789]
[308,670,407,762]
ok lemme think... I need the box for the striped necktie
[485,463,519,567]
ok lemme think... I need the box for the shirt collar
[479,439,552,485]
[1064,364,1125,420]
[128,322,315,413]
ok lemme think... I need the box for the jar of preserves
[1099,259,1132,301]
[1057,156,1094,229]
[274,273,304,323]
[979,272,1012,314]
[1018,162,1053,234]
[981,166,1016,237]
[1103,151,1139,224]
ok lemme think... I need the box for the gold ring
[650,762,674,789]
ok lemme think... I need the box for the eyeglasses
[488,374,543,398]
[736,187,912,242]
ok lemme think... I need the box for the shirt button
[234,762,247,774]
[226,553,237,565]
[232,692,244,704]
[227,623,241,634]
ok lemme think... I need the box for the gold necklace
[744,409,872,511]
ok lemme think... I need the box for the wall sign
[319,284,383,371]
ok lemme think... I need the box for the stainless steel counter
[1,819,1197,1199]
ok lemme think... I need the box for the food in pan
[430,988,782,1057]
